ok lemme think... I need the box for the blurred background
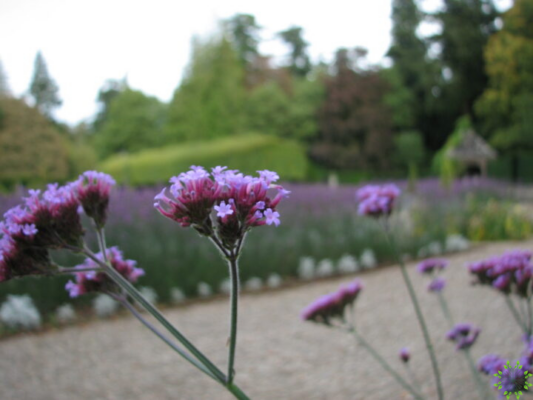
[1,0,533,323]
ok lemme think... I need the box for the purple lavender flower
[73,171,116,227]
[399,347,410,363]
[65,247,143,298]
[417,258,448,275]
[301,279,363,324]
[427,277,446,292]
[446,323,481,351]
[356,184,400,217]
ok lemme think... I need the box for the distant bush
[100,134,309,184]
[0,97,69,188]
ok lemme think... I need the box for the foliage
[431,0,499,118]
[92,79,127,132]
[476,0,533,154]
[277,26,311,77]
[0,97,69,188]
[0,59,10,97]
[244,78,324,141]
[394,131,426,182]
[28,52,62,118]
[312,48,394,170]
[432,115,472,186]
[94,88,167,158]
[165,34,246,142]
[223,14,261,66]
[99,134,309,185]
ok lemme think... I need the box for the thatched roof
[447,129,497,162]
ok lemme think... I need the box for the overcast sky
[0,0,512,126]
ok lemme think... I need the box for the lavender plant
[0,166,289,400]
[302,184,444,399]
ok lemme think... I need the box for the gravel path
[1,240,532,400]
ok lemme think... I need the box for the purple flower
[214,201,234,218]
[72,171,116,227]
[264,208,280,226]
[399,347,410,363]
[301,279,363,324]
[446,323,481,351]
[65,247,143,298]
[428,277,446,292]
[468,250,533,297]
[154,166,287,247]
[356,184,400,217]
[478,354,506,375]
[417,258,448,275]
[0,182,88,282]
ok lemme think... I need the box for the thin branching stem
[347,326,425,400]
[382,220,444,400]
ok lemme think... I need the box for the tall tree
[29,51,62,117]
[93,78,127,132]
[94,88,167,158]
[166,34,246,142]
[223,14,261,66]
[431,0,499,117]
[475,0,533,180]
[278,26,311,77]
[0,59,10,97]
[311,48,393,170]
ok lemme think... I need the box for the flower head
[65,247,143,298]
[427,277,446,292]
[73,171,116,227]
[154,166,287,251]
[468,250,533,297]
[478,354,506,375]
[301,279,363,324]
[0,183,86,282]
[399,347,410,363]
[446,323,481,351]
[356,184,400,217]
[417,258,448,275]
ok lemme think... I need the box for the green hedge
[100,134,309,184]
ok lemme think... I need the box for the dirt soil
[1,240,532,400]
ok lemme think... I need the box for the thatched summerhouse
[447,129,497,177]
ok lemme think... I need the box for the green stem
[437,292,453,326]
[83,244,227,384]
[57,266,102,274]
[116,295,217,381]
[464,349,491,399]
[350,328,425,400]
[227,254,240,385]
[504,296,528,334]
[384,226,444,400]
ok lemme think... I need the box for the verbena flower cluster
[417,258,449,293]
[356,184,400,217]
[0,171,115,283]
[66,246,144,297]
[154,166,288,249]
[446,323,481,351]
[300,279,363,324]
[399,347,411,363]
[468,250,533,297]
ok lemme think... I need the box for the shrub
[100,134,309,185]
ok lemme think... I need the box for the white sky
[0,0,512,126]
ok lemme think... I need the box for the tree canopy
[29,51,62,118]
